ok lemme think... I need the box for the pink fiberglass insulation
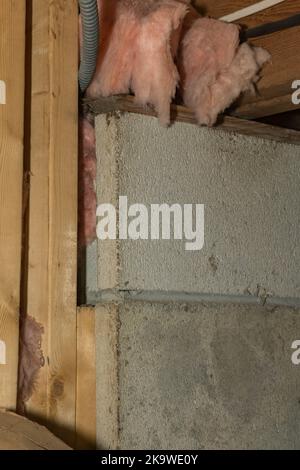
[86,1,269,127]
[78,116,97,247]
[18,316,45,414]
[87,0,189,125]
[178,16,271,126]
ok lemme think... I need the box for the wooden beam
[232,89,298,120]
[198,0,299,27]
[23,0,78,447]
[76,307,96,450]
[0,1,26,410]
[86,95,300,145]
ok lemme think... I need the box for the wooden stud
[76,307,96,450]
[0,0,26,411]
[23,0,78,447]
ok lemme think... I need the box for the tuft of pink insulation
[78,117,97,247]
[130,0,189,126]
[178,17,271,126]
[87,0,189,125]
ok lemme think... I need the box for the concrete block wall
[97,301,300,450]
[91,113,300,450]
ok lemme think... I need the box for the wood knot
[51,377,64,399]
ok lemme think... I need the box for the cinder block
[95,114,300,300]
[115,301,300,450]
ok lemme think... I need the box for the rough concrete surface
[95,114,300,300]
[117,301,300,450]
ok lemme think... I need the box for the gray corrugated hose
[79,0,99,93]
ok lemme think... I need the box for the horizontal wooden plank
[195,0,254,20]
[86,94,300,145]
[233,91,297,119]
[199,0,300,27]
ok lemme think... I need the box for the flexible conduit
[79,0,99,93]
[220,0,286,22]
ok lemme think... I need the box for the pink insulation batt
[78,117,97,247]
